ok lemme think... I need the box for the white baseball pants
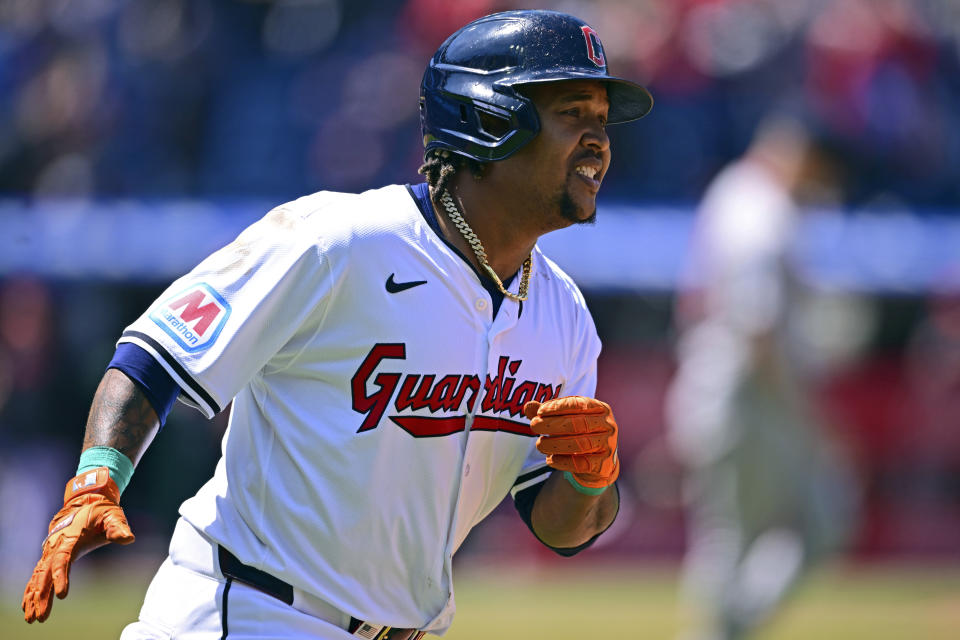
[120,518,356,639]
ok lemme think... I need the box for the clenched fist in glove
[524,396,620,490]
[22,467,135,623]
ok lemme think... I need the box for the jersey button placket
[474,297,487,312]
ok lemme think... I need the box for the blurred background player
[665,115,861,640]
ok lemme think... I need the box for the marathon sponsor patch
[150,283,231,352]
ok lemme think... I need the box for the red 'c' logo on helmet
[581,26,606,68]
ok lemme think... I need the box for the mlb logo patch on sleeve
[150,283,231,352]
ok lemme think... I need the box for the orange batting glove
[524,396,619,490]
[22,467,134,623]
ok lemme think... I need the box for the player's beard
[558,187,597,225]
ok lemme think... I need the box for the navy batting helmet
[419,10,653,163]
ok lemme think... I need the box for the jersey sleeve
[107,342,181,426]
[558,304,601,398]
[118,205,333,418]
[511,303,610,558]
[511,294,602,496]
[512,480,619,556]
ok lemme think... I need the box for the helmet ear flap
[420,86,540,161]
[475,106,515,141]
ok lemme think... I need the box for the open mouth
[573,164,602,190]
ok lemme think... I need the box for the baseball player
[22,11,652,639]
[665,116,858,640]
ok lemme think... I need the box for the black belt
[217,545,425,640]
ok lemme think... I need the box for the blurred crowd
[0,0,959,207]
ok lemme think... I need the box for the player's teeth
[575,166,597,179]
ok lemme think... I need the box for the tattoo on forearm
[83,370,159,463]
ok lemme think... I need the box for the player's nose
[581,120,610,154]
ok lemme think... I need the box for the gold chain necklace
[439,190,532,302]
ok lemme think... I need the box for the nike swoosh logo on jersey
[385,273,427,293]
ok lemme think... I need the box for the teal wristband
[77,446,135,495]
[562,471,610,496]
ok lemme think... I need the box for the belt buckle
[350,620,423,640]
[350,620,393,639]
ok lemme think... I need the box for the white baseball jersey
[118,184,600,633]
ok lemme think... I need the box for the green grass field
[4,561,959,639]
